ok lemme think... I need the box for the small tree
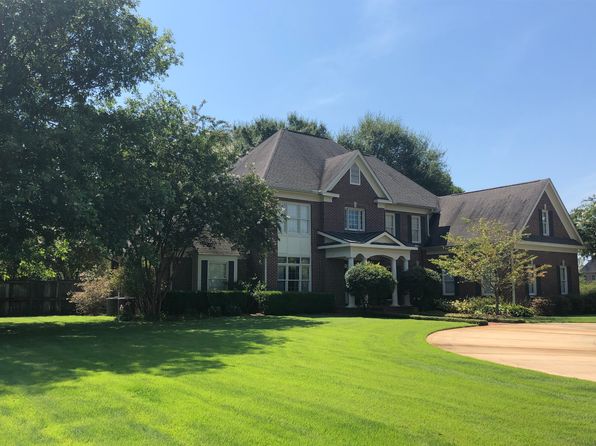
[69,268,119,315]
[345,262,395,309]
[571,195,596,259]
[398,266,441,309]
[430,219,550,315]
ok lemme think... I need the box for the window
[442,271,455,296]
[385,213,395,236]
[481,276,494,296]
[208,262,228,290]
[528,264,537,296]
[349,164,361,185]
[411,215,421,244]
[277,257,310,292]
[345,207,365,231]
[281,202,310,235]
[541,209,550,236]
[560,264,568,295]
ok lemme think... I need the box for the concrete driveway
[427,323,596,382]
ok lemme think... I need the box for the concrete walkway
[427,323,596,382]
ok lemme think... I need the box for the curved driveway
[428,323,596,382]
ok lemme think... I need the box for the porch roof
[317,231,417,260]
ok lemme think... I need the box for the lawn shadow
[0,316,324,393]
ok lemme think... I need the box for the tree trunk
[495,295,500,316]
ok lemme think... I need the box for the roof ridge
[440,179,548,197]
[262,130,285,180]
[283,129,332,140]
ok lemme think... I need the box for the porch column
[346,257,356,308]
[390,258,399,307]
[403,259,411,306]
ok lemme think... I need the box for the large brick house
[176,129,583,307]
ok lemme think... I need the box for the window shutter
[453,278,459,297]
[228,261,235,289]
[538,209,543,235]
[558,266,562,294]
[407,215,412,242]
[421,215,427,243]
[536,275,542,296]
[526,281,530,297]
[548,211,554,236]
[475,283,482,296]
[395,214,401,239]
[201,260,208,291]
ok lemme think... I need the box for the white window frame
[345,207,365,231]
[349,164,361,185]
[411,215,421,244]
[277,256,311,292]
[280,202,311,236]
[385,213,395,236]
[481,276,495,296]
[528,263,537,296]
[207,261,229,290]
[442,270,455,296]
[560,264,568,295]
[541,209,550,236]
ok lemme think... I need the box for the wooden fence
[0,280,77,316]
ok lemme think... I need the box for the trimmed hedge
[163,290,335,316]
[262,291,335,315]
[530,294,596,316]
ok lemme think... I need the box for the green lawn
[0,316,594,445]
[527,315,596,323]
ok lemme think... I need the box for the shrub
[530,294,596,316]
[345,262,395,308]
[69,270,117,315]
[434,298,457,313]
[446,296,534,318]
[398,266,441,309]
[262,291,335,315]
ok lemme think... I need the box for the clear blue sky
[138,0,595,209]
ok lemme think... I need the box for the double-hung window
[345,207,365,231]
[277,257,310,292]
[442,271,455,296]
[281,202,310,235]
[208,262,228,290]
[560,264,568,295]
[349,165,361,185]
[411,215,421,244]
[528,264,537,296]
[385,213,395,236]
[541,209,550,236]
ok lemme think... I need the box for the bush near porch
[530,293,596,316]
[163,290,335,316]
[436,297,535,318]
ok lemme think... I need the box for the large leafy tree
[337,114,462,196]
[230,113,330,158]
[571,195,596,258]
[0,0,180,277]
[101,92,281,319]
[430,219,550,315]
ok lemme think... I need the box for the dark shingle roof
[233,130,438,209]
[430,180,549,245]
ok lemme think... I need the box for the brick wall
[324,171,385,232]
[526,192,572,241]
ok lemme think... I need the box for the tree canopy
[230,113,330,158]
[337,114,462,196]
[100,92,281,318]
[0,0,180,278]
[571,195,596,259]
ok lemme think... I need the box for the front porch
[318,231,417,308]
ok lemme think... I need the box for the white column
[403,259,411,306]
[346,257,356,308]
[391,258,399,307]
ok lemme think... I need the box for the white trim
[318,242,417,251]
[441,270,455,296]
[541,208,550,236]
[274,188,334,203]
[349,164,361,185]
[376,201,437,213]
[322,152,392,200]
[344,207,365,231]
[559,264,569,295]
[411,215,422,244]
[521,180,583,243]
[317,231,412,249]
[516,240,582,254]
[197,255,238,291]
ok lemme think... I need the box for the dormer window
[541,209,550,236]
[349,164,361,185]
